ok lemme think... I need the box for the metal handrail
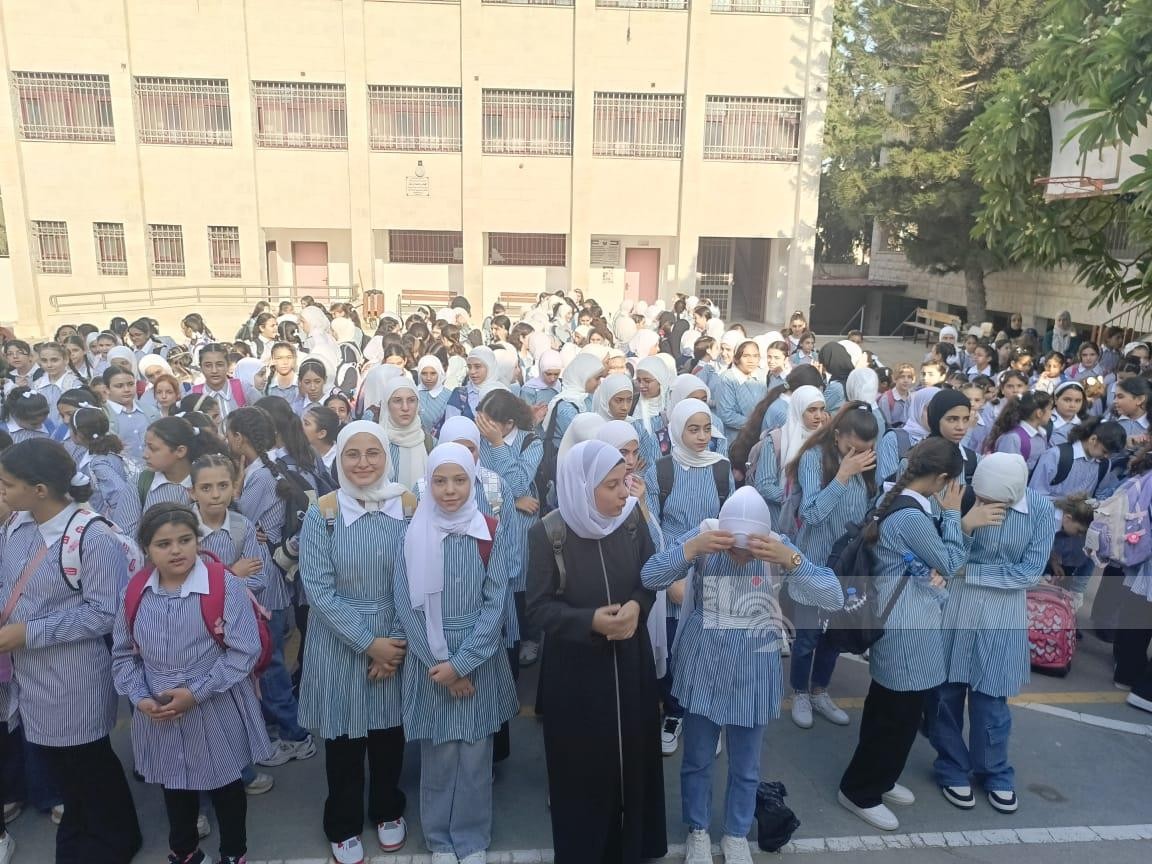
[47,283,358,315]
[838,304,866,335]
[1092,301,1152,343]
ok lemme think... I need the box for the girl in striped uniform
[979,370,1028,428]
[381,378,430,491]
[2,387,53,444]
[111,503,272,864]
[263,342,300,405]
[442,346,498,424]
[71,406,143,538]
[838,438,1002,833]
[395,443,519,864]
[787,402,877,729]
[631,356,674,436]
[303,405,342,484]
[190,454,266,603]
[542,352,607,450]
[1029,418,1126,500]
[1048,381,1087,446]
[50,387,96,460]
[293,358,329,419]
[875,386,938,484]
[818,341,858,413]
[0,439,142,861]
[592,373,636,422]
[985,391,1053,472]
[104,366,159,465]
[33,342,81,427]
[142,416,227,510]
[926,454,1054,814]
[641,487,843,864]
[520,350,563,412]
[716,341,766,441]
[1111,375,1150,448]
[297,421,412,864]
[417,355,451,435]
[960,380,992,455]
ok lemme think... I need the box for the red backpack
[191,378,247,407]
[122,551,273,678]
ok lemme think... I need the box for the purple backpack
[1085,474,1152,568]
[1012,426,1032,462]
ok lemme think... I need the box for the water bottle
[903,553,948,606]
[843,586,866,613]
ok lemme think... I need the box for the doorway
[292,241,329,300]
[624,247,660,304]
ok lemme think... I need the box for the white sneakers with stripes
[330,834,364,864]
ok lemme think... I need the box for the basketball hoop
[1034,175,1114,201]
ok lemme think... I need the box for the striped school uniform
[107,401,156,464]
[393,526,519,744]
[479,429,543,594]
[142,472,193,510]
[198,509,266,597]
[34,372,82,426]
[265,382,299,405]
[750,433,784,520]
[764,397,788,433]
[716,374,768,441]
[520,383,559,409]
[293,397,324,419]
[237,459,291,612]
[419,389,452,435]
[824,380,847,413]
[82,453,142,538]
[993,421,1048,472]
[549,398,587,448]
[1118,413,1149,441]
[1049,415,1081,446]
[4,421,52,444]
[110,561,273,789]
[1028,441,1107,499]
[297,500,406,740]
[876,428,924,487]
[963,414,990,455]
[879,390,910,429]
[794,446,871,567]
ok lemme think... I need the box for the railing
[1092,301,1152,344]
[838,303,866,335]
[47,283,357,315]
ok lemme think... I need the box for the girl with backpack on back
[985,391,1053,472]
[1111,375,1151,449]
[875,386,938,484]
[141,416,228,511]
[193,344,260,420]
[71,405,142,538]
[1029,418,1126,500]
[787,402,878,730]
[112,503,272,864]
[2,387,53,444]
[1048,381,1088,445]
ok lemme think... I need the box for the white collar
[1072,441,1088,462]
[1052,414,1080,430]
[5,420,21,434]
[1020,421,1039,436]
[107,401,138,415]
[144,556,211,598]
[502,428,518,446]
[1011,493,1030,515]
[243,457,265,483]
[902,488,935,513]
[1135,414,1150,430]
[205,383,233,401]
[336,487,403,525]
[892,390,908,402]
[195,507,236,538]
[151,471,192,492]
[38,503,80,548]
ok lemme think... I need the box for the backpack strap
[401,490,418,519]
[225,510,247,562]
[656,455,675,519]
[229,377,246,408]
[197,552,229,651]
[1051,443,1075,487]
[191,382,204,395]
[520,433,538,453]
[961,446,979,484]
[122,563,155,649]
[1012,425,1032,461]
[137,470,155,507]
[893,427,911,458]
[711,460,730,507]
[318,491,341,536]
[59,508,109,591]
[542,510,568,595]
[476,514,498,569]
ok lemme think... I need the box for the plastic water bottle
[903,553,948,606]
[843,586,866,613]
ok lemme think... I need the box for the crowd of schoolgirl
[0,297,1150,864]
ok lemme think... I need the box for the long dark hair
[987,391,1053,454]
[1069,418,1126,454]
[254,396,320,475]
[0,438,92,503]
[148,416,228,464]
[862,437,961,544]
[72,406,123,456]
[138,502,199,550]
[478,390,533,431]
[729,365,825,470]
[786,401,878,496]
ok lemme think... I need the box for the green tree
[965,0,1152,313]
[818,0,1047,322]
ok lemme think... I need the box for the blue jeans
[788,603,839,692]
[681,713,764,838]
[419,737,494,858]
[660,617,683,719]
[259,608,308,742]
[924,683,1014,792]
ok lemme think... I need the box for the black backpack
[535,407,563,510]
[656,455,730,518]
[819,496,924,655]
[266,457,320,581]
[1050,441,1108,494]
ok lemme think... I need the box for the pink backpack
[191,378,246,407]
[1026,586,1076,676]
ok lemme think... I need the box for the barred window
[482,0,574,5]
[93,223,127,276]
[369,86,461,152]
[703,96,802,161]
[711,0,811,13]
[388,230,464,264]
[253,81,348,150]
[12,72,114,142]
[31,221,71,274]
[593,92,683,158]
[482,90,572,156]
[208,226,241,278]
[488,233,566,267]
[598,0,688,8]
[134,77,231,146]
[148,224,185,277]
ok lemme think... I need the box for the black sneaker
[988,790,1018,813]
[940,785,976,809]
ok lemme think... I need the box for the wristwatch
[786,551,803,571]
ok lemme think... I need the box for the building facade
[0,0,831,336]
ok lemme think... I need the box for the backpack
[819,496,924,655]
[743,428,781,490]
[266,458,320,582]
[656,456,730,519]
[60,509,146,592]
[1050,442,1108,493]
[882,428,913,483]
[1084,473,1152,568]
[316,490,418,534]
[192,378,247,408]
[137,470,155,506]
[541,508,641,595]
[535,405,564,508]
[235,319,254,343]
[333,343,363,397]
[1012,426,1033,463]
[122,550,274,678]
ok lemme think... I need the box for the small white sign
[406,176,430,197]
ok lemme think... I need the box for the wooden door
[624,247,661,304]
[292,241,329,300]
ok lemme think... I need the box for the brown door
[624,247,661,304]
[292,241,329,301]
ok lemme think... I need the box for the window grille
[703,96,802,161]
[482,90,573,156]
[148,224,185,277]
[31,221,71,274]
[482,0,574,6]
[368,86,461,152]
[593,92,684,158]
[208,226,241,278]
[134,76,231,146]
[253,81,348,150]
[93,222,127,276]
[12,72,114,142]
[388,230,464,264]
[488,233,567,267]
[598,0,688,8]
[711,0,811,13]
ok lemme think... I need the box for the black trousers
[1113,593,1152,698]
[493,644,520,763]
[1091,565,1126,636]
[42,736,141,864]
[839,681,928,808]
[164,780,246,857]
[0,723,7,837]
[323,727,406,843]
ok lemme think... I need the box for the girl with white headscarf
[925,452,1052,815]
[876,386,939,483]
[629,329,661,359]
[441,346,498,426]
[592,373,635,422]
[542,351,606,446]
[778,385,828,478]
[847,366,886,438]
[394,443,518,863]
[522,349,563,409]
[380,377,430,490]
[525,439,666,864]
[298,305,341,378]
[631,356,674,434]
[557,413,607,463]
[640,486,842,861]
[297,420,411,859]
[416,355,450,434]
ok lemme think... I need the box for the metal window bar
[388,230,464,264]
[488,233,567,266]
[703,96,802,161]
[134,77,231,146]
[711,0,811,13]
[148,224,185,277]
[696,236,734,320]
[93,222,127,276]
[252,81,348,150]
[208,226,241,278]
[12,72,114,142]
[31,221,72,274]
[368,86,461,152]
[597,0,689,8]
[481,0,574,6]
[593,92,684,158]
[482,90,573,156]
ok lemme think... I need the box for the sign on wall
[590,238,621,268]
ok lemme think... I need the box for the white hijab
[631,356,674,432]
[333,420,408,516]
[669,398,724,468]
[846,367,880,404]
[543,352,604,429]
[668,374,710,413]
[972,452,1028,506]
[557,440,637,540]
[438,415,481,450]
[592,373,634,421]
[780,385,825,470]
[381,378,427,489]
[902,386,940,441]
[359,364,406,418]
[416,355,446,398]
[404,443,492,661]
[466,346,498,389]
[596,419,640,451]
[558,413,607,463]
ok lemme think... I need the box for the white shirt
[143,556,210,597]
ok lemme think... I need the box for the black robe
[527,512,667,864]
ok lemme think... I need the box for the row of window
[30,221,239,278]
[381,0,812,11]
[12,73,803,162]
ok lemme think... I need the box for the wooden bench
[900,308,961,345]
[498,291,542,318]
[397,290,452,317]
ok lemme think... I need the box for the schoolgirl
[716,341,767,440]
[985,391,1053,472]
[1048,381,1087,445]
[180,313,216,363]
[51,386,97,457]
[142,416,225,510]
[61,333,98,382]
[2,388,53,444]
[193,344,260,420]
[416,355,451,434]
[263,342,300,403]
[324,391,354,425]
[753,364,825,435]
[378,378,431,490]
[293,358,329,418]
[442,346,498,423]
[178,394,223,434]
[924,389,979,485]
[111,503,270,864]
[2,339,43,393]
[592,373,636,422]
[960,380,991,454]
[126,317,170,362]
[787,402,878,728]
[875,386,938,483]
[303,405,342,479]
[1028,418,1126,499]
[249,313,281,359]
[33,342,81,425]
[1066,341,1112,385]
[979,370,1028,427]
[1111,375,1150,448]
[541,352,607,448]
[70,406,143,537]
[394,443,518,864]
[0,439,142,860]
[847,367,886,438]
[1032,351,1067,394]
[641,488,842,864]
[520,350,563,409]
[631,356,674,435]
[964,343,997,381]
[748,385,826,520]
[253,396,327,491]
[90,331,119,377]
[225,407,315,767]
[926,454,1054,814]
[790,331,817,366]
[296,422,411,863]
[818,341,857,413]
[188,454,264,596]
[150,373,184,417]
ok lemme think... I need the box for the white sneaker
[720,834,753,864]
[811,692,850,726]
[684,828,713,864]
[50,804,64,825]
[331,835,365,864]
[941,785,976,809]
[257,734,317,767]
[245,772,275,795]
[837,790,899,831]
[882,783,916,806]
[1127,691,1152,714]
[197,812,211,838]
[459,852,486,864]
[376,816,406,852]
[791,693,813,729]
[988,790,1018,814]
[0,832,15,864]
[518,640,540,666]
[661,716,684,756]
[430,853,457,864]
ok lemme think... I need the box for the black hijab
[818,342,855,385]
[927,389,972,437]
